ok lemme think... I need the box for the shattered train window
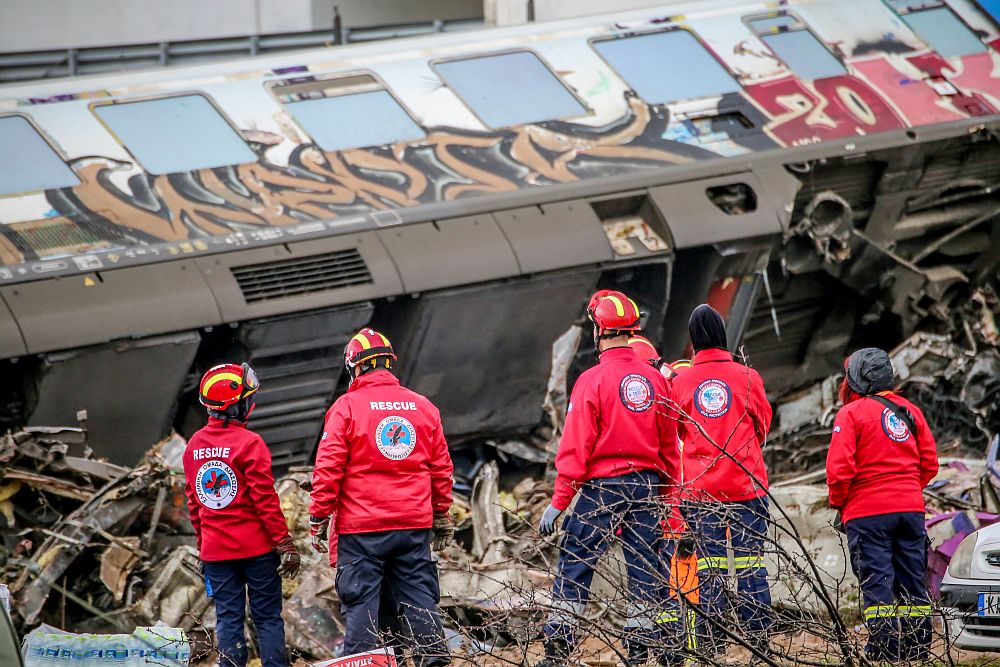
[746,13,847,81]
[592,29,741,104]
[887,1,988,57]
[93,94,257,175]
[433,50,587,128]
[0,115,79,196]
[274,74,425,152]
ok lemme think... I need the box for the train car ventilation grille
[232,249,372,303]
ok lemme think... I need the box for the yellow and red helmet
[589,290,642,334]
[669,359,692,373]
[199,363,260,410]
[628,335,661,367]
[344,328,397,370]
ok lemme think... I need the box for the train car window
[592,30,740,104]
[274,74,424,151]
[0,115,79,196]
[747,14,847,80]
[887,1,987,57]
[92,94,256,175]
[433,51,587,128]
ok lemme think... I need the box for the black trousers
[336,529,450,666]
[203,552,287,667]
[847,512,932,661]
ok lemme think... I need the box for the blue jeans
[847,512,931,661]
[203,552,287,667]
[544,471,665,660]
[683,497,773,653]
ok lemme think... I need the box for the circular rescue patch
[195,460,238,510]
[375,416,417,460]
[694,379,732,418]
[619,374,654,412]
[881,408,911,443]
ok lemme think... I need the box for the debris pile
[0,427,198,636]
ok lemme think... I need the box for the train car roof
[0,0,761,97]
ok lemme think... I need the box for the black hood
[846,347,895,395]
[689,304,728,352]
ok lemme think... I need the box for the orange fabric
[670,551,700,604]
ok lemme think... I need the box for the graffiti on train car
[33,95,742,246]
[2,7,1000,266]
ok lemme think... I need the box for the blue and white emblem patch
[694,379,732,418]
[195,460,238,510]
[375,416,417,460]
[881,408,911,443]
[619,374,654,412]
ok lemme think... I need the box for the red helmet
[589,290,642,333]
[199,363,260,410]
[628,335,661,366]
[586,289,612,319]
[345,328,397,370]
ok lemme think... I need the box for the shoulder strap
[867,395,917,436]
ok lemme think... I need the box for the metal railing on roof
[0,17,483,84]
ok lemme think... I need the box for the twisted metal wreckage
[1,298,998,663]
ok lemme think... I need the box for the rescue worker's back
[311,370,453,534]
[552,346,679,510]
[827,388,937,523]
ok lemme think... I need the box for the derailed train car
[1,0,1000,467]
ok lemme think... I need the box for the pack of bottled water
[22,624,190,666]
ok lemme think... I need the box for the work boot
[535,637,572,667]
[745,632,770,657]
[625,625,662,666]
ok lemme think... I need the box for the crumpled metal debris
[1,427,198,637]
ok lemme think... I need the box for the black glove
[432,513,454,551]
[276,536,301,579]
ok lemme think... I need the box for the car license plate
[978,592,1000,616]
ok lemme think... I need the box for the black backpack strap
[867,395,917,436]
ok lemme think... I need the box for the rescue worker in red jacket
[670,304,773,655]
[826,348,939,662]
[309,328,454,666]
[183,363,301,667]
[536,291,680,666]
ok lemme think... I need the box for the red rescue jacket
[552,347,679,511]
[310,370,454,534]
[826,391,938,523]
[671,348,772,502]
[182,419,290,562]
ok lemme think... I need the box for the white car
[940,521,1000,649]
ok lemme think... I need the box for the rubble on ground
[0,426,219,660]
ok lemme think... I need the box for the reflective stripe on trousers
[696,555,765,572]
[863,604,932,620]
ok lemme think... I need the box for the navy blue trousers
[203,552,287,667]
[336,529,449,666]
[846,512,931,661]
[683,497,773,654]
[544,471,666,660]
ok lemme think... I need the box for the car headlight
[949,533,979,579]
